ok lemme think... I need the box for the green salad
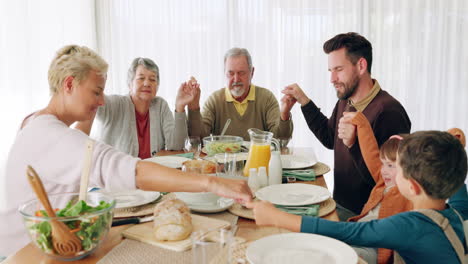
[27,200,112,254]
[206,142,241,156]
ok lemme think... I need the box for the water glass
[185,136,202,159]
[215,153,245,179]
[192,228,234,264]
[278,137,291,148]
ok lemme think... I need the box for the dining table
[4,147,343,264]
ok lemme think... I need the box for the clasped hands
[280,83,358,148]
[175,76,201,112]
[338,112,358,148]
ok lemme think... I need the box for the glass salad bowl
[203,135,243,156]
[19,192,115,261]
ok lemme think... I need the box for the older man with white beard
[187,47,293,140]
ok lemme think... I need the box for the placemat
[98,237,248,264]
[228,198,336,220]
[193,211,238,227]
[310,161,330,176]
[97,239,191,264]
[230,241,250,263]
[210,240,250,264]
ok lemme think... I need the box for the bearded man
[282,32,411,220]
[187,47,293,140]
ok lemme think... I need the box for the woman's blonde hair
[48,45,108,94]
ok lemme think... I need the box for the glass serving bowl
[202,135,243,157]
[19,192,115,261]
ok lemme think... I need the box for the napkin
[275,204,319,216]
[282,169,316,181]
[172,152,194,159]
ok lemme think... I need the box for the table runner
[98,211,238,264]
[98,237,367,264]
[97,239,191,264]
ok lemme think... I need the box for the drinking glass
[278,137,291,148]
[192,228,234,264]
[215,153,245,179]
[185,136,202,159]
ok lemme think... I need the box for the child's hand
[245,200,302,232]
[342,111,358,122]
[338,113,357,148]
[245,200,281,227]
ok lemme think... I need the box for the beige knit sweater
[188,85,293,140]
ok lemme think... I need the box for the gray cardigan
[93,95,187,157]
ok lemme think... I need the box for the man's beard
[230,83,245,98]
[335,73,359,100]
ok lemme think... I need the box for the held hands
[175,76,201,112]
[282,83,311,107]
[245,200,281,227]
[280,95,296,121]
[188,76,201,110]
[207,177,253,205]
[342,112,359,122]
[338,112,358,148]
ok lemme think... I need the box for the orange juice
[243,144,271,176]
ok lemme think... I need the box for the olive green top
[188,85,293,140]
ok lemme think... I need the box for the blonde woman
[1,45,252,256]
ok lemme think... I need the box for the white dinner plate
[281,154,317,169]
[144,156,191,169]
[255,183,330,206]
[246,233,357,264]
[187,198,234,213]
[103,190,161,209]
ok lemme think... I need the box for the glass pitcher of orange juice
[243,128,280,176]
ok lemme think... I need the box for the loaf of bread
[153,198,193,241]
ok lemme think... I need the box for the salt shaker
[257,166,268,188]
[268,150,282,185]
[247,168,260,193]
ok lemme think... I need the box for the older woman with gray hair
[77,57,197,159]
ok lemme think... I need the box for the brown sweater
[348,112,413,264]
[301,86,411,214]
[188,85,293,140]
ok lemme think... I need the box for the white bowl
[175,192,220,205]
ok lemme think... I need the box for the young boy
[247,131,468,264]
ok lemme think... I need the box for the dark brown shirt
[301,88,411,214]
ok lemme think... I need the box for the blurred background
[1,0,467,206]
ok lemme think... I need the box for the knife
[111,215,154,227]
